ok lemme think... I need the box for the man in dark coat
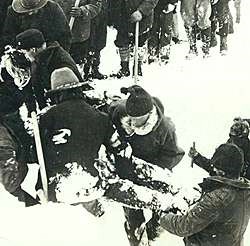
[109,85,185,245]
[15,29,85,113]
[2,0,71,52]
[160,143,250,246]
[210,0,232,55]
[54,0,102,68]
[189,118,250,180]
[39,67,185,215]
[110,0,159,78]
[148,0,178,64]
[84,0,109,80]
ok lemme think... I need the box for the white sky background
[1,1,250,245]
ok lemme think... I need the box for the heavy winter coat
[110,0,159,34]
[0,0,12,36]
[54,0,102,43]
[2,0,71,51]
[0,116,28,195]
[26,41,82,111]
[160,176,250,246]
[110,98,184,170]
[39,98,114,180]
[89,0,109,52]
[180,0,211,30]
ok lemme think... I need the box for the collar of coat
[199,176,250,192]
[120,105,161,136]
[36,41,60,65]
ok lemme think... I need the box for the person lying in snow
[37,67,196,218]
[160,143,250,246]
[189,118,250,180]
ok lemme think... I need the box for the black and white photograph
[0,0,250,245]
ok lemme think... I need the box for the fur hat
[12,0,48,14]
[121,85,153,117]
[229,118,249,138]
[211,143,244,178]
[46,67,87,96]
[16,29,45,50]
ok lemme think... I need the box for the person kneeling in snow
[39,67,189,218]
[160,143,250,246]
[108,85,185,245]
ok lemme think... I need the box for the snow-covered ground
[1,1,250,245]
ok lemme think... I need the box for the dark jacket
[0,0,12,36]
[39,98,114,184]
[26,41,82,111]
[54,0,102,43]
[110,0,159,34]
[0,115,29,195]
[110,98,184,170]
[89,0,109,51]
[160,176,250,246]
[2,0,71,51]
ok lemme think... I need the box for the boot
[185,26,198,59]
[159,45,170,64]
[133,61,143,77]
[115,61,130,79]
[201,27,211,58]
[210,20,217,48]
[220,36,228,56]
[83,62,91,81]
[91,65,107,80]
[148,47,158,64]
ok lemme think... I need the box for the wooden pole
[191,141,196,168]
[69,0,81,30]
[31,111,48,202]
[133,21,139,85]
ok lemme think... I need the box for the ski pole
[69,0,81,30]
[133,21,139,85]
[191,141,196,168]
[31,111,48,202]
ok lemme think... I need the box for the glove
[162,4,176,14]
[188,145,199,159]
[211,0,219,4]
[130,10,143,23]
[70,7,83,17]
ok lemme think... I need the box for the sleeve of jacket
[193,153,213,174]
[160,187,235,237]
[49,2,72,51]
[80,0,102,20]
[153,121,185,170]
[137,0,159,17]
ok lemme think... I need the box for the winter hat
[121,85,153,117]
[229,118,249,138]
[12,0,48,14]
[211,143,244,178]
[16,29,45,50]
[46,67,86,96]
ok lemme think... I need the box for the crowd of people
[0,0,243,80]
[0,1,250,246]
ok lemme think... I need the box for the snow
[1,1,250,245]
